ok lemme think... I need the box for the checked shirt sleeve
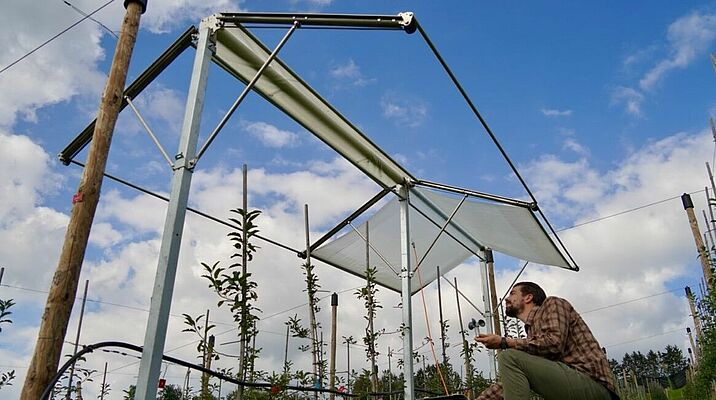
[513,297,570,360]
[476,382,503,400]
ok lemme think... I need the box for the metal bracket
[398,12,417,34]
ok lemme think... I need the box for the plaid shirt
[477,297,617,399]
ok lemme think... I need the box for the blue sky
[1,1,716,398]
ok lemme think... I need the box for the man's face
[505,286,527,317]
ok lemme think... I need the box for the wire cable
[61,0,118,38]
[0,0,116,76]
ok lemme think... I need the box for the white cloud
[380,95,428,128]
[613,11,716,116]
[562,137,589,156]
[139,0,246,34]
[244,121,300,148]
[329,59,375,88]
[541,108,572,117]
[611,86,645,117]
[0,2,106,129]
[639,12,716,91]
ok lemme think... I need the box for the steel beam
[134,18,215,400]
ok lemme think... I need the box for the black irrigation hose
[42,341,439,399]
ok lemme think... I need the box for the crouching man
[476,282,619,400]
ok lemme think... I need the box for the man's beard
[505,303,519,318]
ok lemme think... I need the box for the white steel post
[399,185,415,400]
[480,252,497,378]
[135,18,215,400]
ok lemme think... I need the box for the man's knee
[498,349,524,367]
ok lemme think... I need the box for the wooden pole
[687,328,699,365]
[486,250,501,339]
[20,2,144,398]
[681,194,713,289]
[329,293,338,400]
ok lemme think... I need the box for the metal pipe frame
[194,21,299,164]
[415,179,535,209]
[398,184,415,400]
[134,19,215,400]
[303,187,392,256]
[59,26,197,164]
[409,188,486,253]
[479,250,497,378]
[216,12,416,32]
[124,96,174,167]
[415,193,468,271]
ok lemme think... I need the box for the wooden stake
[201,309,211,397]
[99,362,108,400]
[437,265,447,365]
[20,5,143,398]
[238,165,248,399]
[454,278,472,399]
[65,280,89,400]
[329,293,338,400]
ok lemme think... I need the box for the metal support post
[480,251,497,378]
[135,18,215,400]
[399,185,415,400]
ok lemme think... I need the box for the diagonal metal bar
[348,222,400,276]
[415,179,534,209]
[408,202,484,262]
[414,194,467,272]
[59,25,197,164]
[410,188,485,252]
[440,275,484,317]
[194,21,299,163]
[498,261,530,305]
[124,96,174,168]
[302,188,392,257]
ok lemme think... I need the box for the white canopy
[213,24,414,189]
[313,187,573,294]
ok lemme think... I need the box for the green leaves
[0,299,14,332]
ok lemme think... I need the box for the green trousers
[499,349,612,400]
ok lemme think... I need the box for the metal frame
[134,19,215,400]
[56,11,582,400]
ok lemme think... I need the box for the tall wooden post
[687,327,699,365]
[329,293,338,400]
[486,250,501,338]
[682,194,713,289]
[20,2,145,398]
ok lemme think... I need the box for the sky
[1,0,716,398]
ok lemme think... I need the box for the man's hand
[475,334,502,349]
